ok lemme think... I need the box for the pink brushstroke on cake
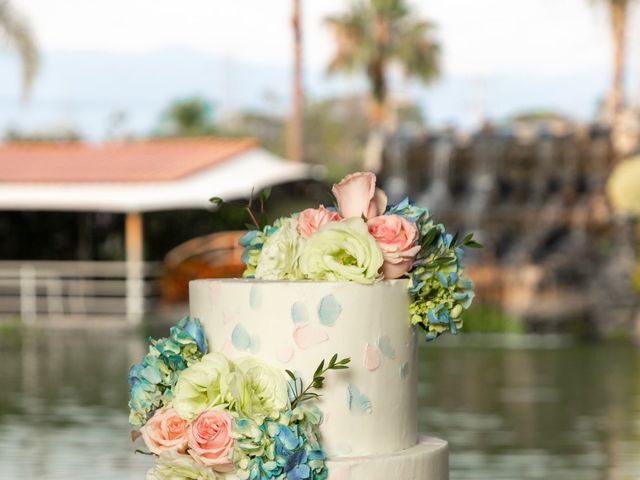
[363,343,381,371]
[221,339,234,357]
[293,324,329,349]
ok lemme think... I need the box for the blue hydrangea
[231,404,328,480]
[128,316,207,426]
[388,199,475,341]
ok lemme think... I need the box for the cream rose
[140,407,189,455]
[173,353,245,422]
[332,172,387,219]
[367,214,421,279]
[299,217,384,284]
[146,451,218,480]
[254,217,304,280]
[235,356,290,419]
[296,206,341,238]
[188,410,234,472]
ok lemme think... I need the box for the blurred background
[0,0,639,479]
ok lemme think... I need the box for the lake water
[0,330,639,480]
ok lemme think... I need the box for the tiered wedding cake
[190,279,448,480]
[128,172,476,480]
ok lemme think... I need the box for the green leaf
[260,187,272,201]
[421,228,438,246]
[451,232,459,247]
[209,197,223,206]
[329,353,338,367]
[314,360,325,379]
[285,370,297,382]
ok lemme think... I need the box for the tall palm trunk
[364,16,389,172]
[608,1,627,161]
[288,0,304,163]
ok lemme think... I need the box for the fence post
[125,212,144,327]
[19,264,37,324]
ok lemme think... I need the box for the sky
[3,0,640,137]
[14,0,620,74]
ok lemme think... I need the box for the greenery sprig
[286,354,351,409]
[210,186,272,230]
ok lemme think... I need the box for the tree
[600,0,631,124]
[325,0,440,170]
[288,0,304,162]
[155,97,218,137]
[590,0,636,160]
[0,0,38,101]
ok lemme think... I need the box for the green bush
[461,304,525,334]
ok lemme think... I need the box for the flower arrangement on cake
[238,172,479,341]
[129,316,350,480]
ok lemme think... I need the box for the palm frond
[0,0,39,102]
[325,0,440,87]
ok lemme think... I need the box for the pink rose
[367,214,421,279]
[187,410,234,472]
[297,206,341,238]
[332,172,387,219]
[140,407,189,455]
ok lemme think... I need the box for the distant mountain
[0,48,608,140]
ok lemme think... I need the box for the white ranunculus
[254,217,305,280]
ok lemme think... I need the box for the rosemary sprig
[286,354,351,409]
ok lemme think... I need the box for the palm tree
[0,0,38,101]
[325,0,440,170]
[288,0,303,163]
[605,0,630,121]
[590,0,635,160]
[157,97,218,137]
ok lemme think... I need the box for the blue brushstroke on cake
[249,285,262,310]
[330,444,353,457]
[347,383,372,415]
[318,295,341,326]
[291,302,308,324]
[231,324,252,351]
[377,335,396,359]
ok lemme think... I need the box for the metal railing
[0,261,160,324]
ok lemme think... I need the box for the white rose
[255,217,305,280]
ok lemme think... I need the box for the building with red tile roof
[0,137,309,211]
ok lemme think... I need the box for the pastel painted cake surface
[189,279,418,458]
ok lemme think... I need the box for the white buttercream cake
[189,279,448,480]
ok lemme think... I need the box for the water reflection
[0,330,638,479]
[420,338,640,480]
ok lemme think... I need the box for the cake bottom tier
[222,437,448,480]
[325,437,448,480]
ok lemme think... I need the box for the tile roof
[0,137,258,183]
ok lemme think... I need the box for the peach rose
[140,407,189,455]
[367,214,421,279]
[332,172,387,219]
[187,410,234,472]
[297,206,341,238]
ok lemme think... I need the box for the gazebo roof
[0,138,312,212]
